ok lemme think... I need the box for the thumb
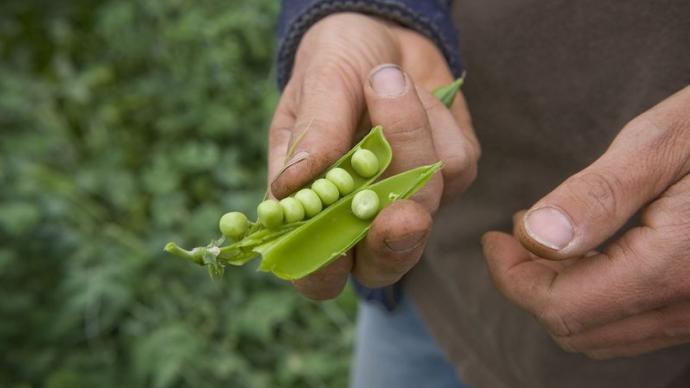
[363,64,443,213]
[270,62,364,198]
[517,88,690,260]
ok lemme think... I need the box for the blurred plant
[0,1,356,387]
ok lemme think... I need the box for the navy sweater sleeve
[276,0,462,89]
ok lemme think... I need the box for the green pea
[351,189,380,220]
[257,199,284,229]
[325,167,355,195]
[218,211,249,240]
[294,188,323,218]
[280,197,305,223]
[311,178,340,205]
[351,148,379,178]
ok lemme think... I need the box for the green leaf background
[0,1,357,387]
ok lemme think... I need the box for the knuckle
[421,93,449,120]
[442,151,478,189]
[565,171,621,221]
[377,246,424,272]
[643,176,690,236]
[382,102,429,138]
[442,150,471,179]
[621,115,689,182]
[370,236,428,270]
[375,200,431,234]
[387,122,428,143]
[302,60,359,101]
[471,139,482,161]
[537,304,578,337]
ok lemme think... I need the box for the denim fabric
[350,294,468,388]
[350,276,402,312]
[276,0,463,89]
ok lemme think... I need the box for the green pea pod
[163,126,391,269]
[255,162,442,280]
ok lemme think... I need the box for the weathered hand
[268,13,479,300]
[483,86,690,359]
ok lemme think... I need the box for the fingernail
[524,207,574,250]
[274,151,309,181]
[369,64,406,97]
[384,231,427,253]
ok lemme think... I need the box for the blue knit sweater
[276,0,462,89]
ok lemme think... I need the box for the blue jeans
[350,293,469,388]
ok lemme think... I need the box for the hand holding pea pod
[262,15,480,300]
[165,14,480,294]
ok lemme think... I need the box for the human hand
[268,13,479,300]
[482,86,690,359]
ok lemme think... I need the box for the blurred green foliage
[0,1,356,387]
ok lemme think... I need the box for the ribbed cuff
[276,0,462,89]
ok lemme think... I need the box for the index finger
[270,63,365,198]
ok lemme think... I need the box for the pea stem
[218,221,305,256]
[164,242,204,265]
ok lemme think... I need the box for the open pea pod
[255,162,442,280]
[164,77,464,279]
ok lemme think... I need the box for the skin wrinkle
[621,227,689,306]
[645,200,690,234]
[568,171,621,224]
[625,112,690,185]
[300,62,361,124]
[554,303,690,351]
[383,234,427,253]
[586,334,690,360]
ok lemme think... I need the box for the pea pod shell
[255,162,442,280]
[432,74,465,107]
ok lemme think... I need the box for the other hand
[483,86,690,359]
